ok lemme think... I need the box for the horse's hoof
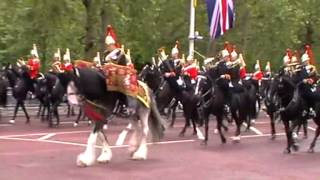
[193,132,197,136]
[283,148,291,154]
[292,132,298,140]
[9,120,15,124]
[271,134,276,140]
[251,119,256,124]
[25,120,30,124]
[221,138,227,144]
[292,144,299,152]
[231,136,241,143]
[308,148,315,153]
[73,122,78,127]
[179,132,185,137]
[201,141,207,146]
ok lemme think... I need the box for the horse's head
[34,74,48,99]
[14,64,30,79]
[194,75,210,96]
[139,64,160,80]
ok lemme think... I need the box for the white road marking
[37,133,56,140]
[196,127,205,140]
[0,130,90,138]
[115,123,132,146]
[308,127,316,131]
[0,124,13,127]
[0,136,196,149]
[242,123,264,135]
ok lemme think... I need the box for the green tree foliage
[0,0,319,71]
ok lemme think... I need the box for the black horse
[277,75,308,153]
[196,73,229,144]
[55,67,165,166]
[0,67,8,119]
[5,64,33,123]
[263,76,281,139]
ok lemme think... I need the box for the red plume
[106,25,120,48]
[305,45,315,65]
[286,48,293,61]
[175,40,180,49]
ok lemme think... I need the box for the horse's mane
[74,59,95,68]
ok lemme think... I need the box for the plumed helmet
[171,40,180,56]
[265,61,271,72]
[186,55,193,62]
[221,49,229,58]
[105,35,116,45]
[231,50,238,60]
[301,53,310,63]
[105,25,117,46]
[254,60,260,71]
[63,48,71,61]
[31,44,39,58]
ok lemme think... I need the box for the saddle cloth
[102,63,150,108]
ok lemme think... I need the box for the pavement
[0,111,320,180]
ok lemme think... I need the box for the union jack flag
[206,0,235,39]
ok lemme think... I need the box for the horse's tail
[149,90,167,142]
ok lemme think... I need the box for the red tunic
[239,67,247,79]
[253,71,263,81]
[183,64,198,80]
[63,62,73,71]
[27,58,40,79]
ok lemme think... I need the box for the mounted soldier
[183,55,198,84]
[264,61,272,79]
[103,25,137,115]
[296,45,320,114]
[27,44,41,80]
[62,48,73,72]
[51,48,64,73]
[253,60,263,82]
[159,47,184,93]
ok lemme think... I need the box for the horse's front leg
[9,101,19,124]
[283,119,292,154]
[128,119,141,155]
[132,107,150,160]
[76,123,102,167]
[96,131,112,163]
[21,101,30,124]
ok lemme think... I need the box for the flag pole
[188,0,196,58]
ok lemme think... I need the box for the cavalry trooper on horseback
[27,44,41,80]
[27,44,41,96]
[159,47,184,94]
[283,48,299,75]
[103,25,137,116]
[62,48,73,72]
[264,61,272,79]
[50,48,64,73]
[183,55,198,85]
[221,44,244,92]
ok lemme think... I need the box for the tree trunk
[100,1,110,54]
[83,0,95,59]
